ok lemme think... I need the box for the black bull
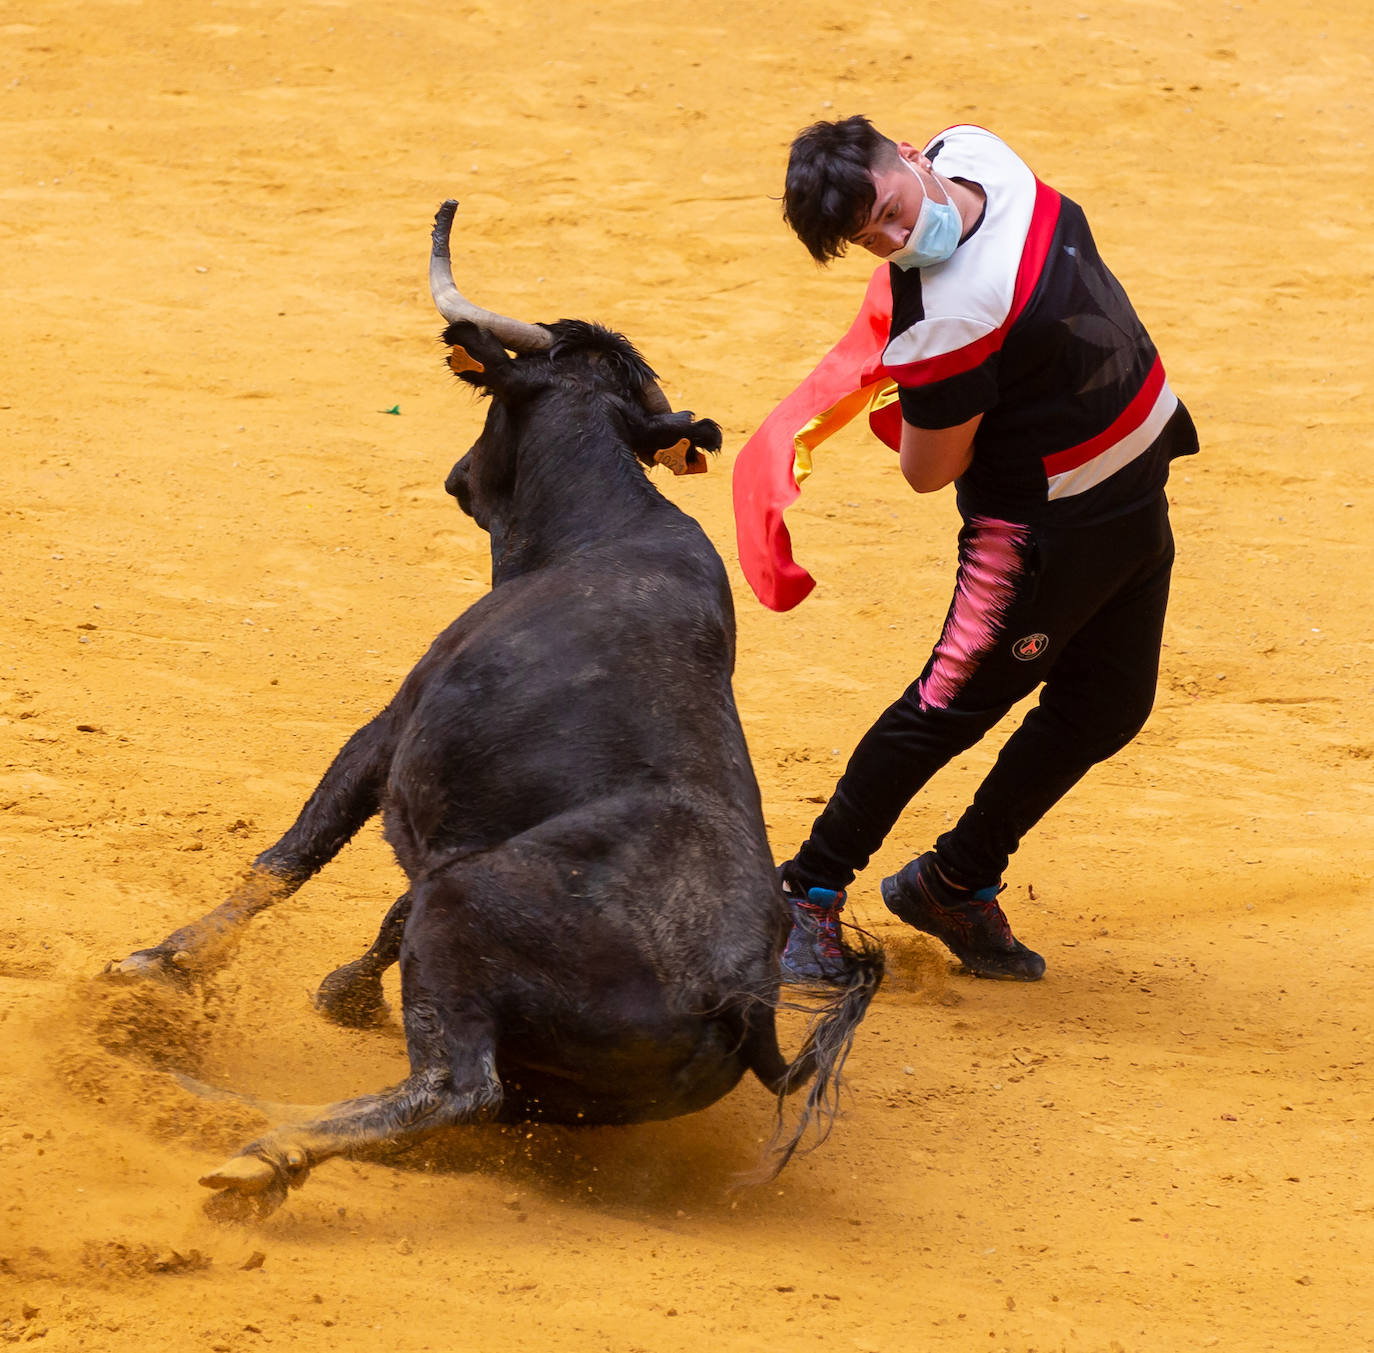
[106,315,881,1217]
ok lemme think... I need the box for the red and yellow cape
[731,265,900,612]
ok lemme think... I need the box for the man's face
[849,144,934,259]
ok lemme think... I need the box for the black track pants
[791,492,1175,893]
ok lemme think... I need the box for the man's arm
[898,412,981,493]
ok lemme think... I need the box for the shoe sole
[779,959,853,987]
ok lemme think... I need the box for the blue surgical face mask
[886,161,962,271]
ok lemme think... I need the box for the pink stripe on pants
[916,517,1031,712]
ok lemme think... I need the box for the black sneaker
[779,880,851,985]
[881,852,1045,981]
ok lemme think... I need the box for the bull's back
[383,526,759,866]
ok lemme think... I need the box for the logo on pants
[1012,632,1049,661]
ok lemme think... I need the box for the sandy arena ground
[2,0,1372,1348]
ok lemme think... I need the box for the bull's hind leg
[201,995,502,1220]
[105,713,396,987]
[201,890,501,1219]
[314,891,411,1027]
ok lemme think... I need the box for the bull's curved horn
[429,200,554,353]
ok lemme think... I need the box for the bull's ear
[440,321,515,389]
[629,409,722,475]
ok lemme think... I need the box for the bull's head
[429,199,714,472]
[428,200,720,533]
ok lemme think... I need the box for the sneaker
[779,879,852,985]
[881,852,1045,981]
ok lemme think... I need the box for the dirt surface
[3,0,1372,1348]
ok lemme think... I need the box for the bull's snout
[445,456,474,518]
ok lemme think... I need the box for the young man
[772,117,1198,984]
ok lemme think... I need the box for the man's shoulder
[924,125,1022,170]
[883,138,1040,376]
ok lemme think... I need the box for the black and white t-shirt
[883,126,1198,526]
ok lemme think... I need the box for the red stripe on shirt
[885,324,1006,388]
[884,178,1063,389]
[1041,355,1166,476]
[1007,179,1062,323]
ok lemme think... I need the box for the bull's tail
[741,929,884,1181]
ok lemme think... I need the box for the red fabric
[731,266,895,611]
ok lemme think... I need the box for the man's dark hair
[783,115,902,264]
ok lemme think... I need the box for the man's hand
[898,413,981,493]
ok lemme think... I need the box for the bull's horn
[430,200,672,412]
[638,379,672,415]
[429,200,553,353]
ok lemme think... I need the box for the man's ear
[894,142,931,172]
[440,321,517,389]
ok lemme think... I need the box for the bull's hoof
[314,960,389,1028]
[199,1154,290,1222]
[100,947,194,992]
[201,1177,289,1222]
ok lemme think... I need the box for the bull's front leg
[105,711,398,987]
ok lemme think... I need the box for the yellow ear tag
[447,345,485,376]
[654,438,707,476]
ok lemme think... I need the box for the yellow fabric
[792,378,898,483]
